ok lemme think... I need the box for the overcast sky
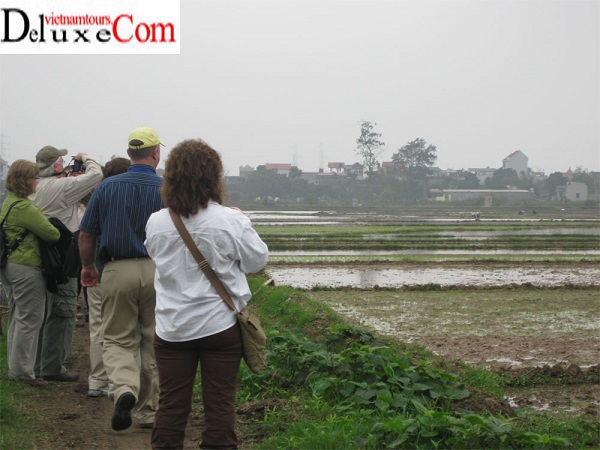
[1,0,598,176]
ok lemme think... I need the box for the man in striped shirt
[79,127,164,432]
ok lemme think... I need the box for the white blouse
[144,202,269,342]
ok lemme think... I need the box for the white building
[557,182,588,201]
[502,150,528,176]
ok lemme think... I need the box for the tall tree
[355,121,385,178]
[392,138,437,179]
[543,171,566,195]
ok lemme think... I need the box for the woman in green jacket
[0,160,60,387]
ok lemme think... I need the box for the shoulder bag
[0,201,30,269]
[168,208,268,374]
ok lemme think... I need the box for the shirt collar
[128,164,156,174]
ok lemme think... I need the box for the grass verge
[232,275,599,449]
[0,333,40,450]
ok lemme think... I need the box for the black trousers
[151,323,242,450]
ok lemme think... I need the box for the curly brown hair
[6,160,39,198]
[161,139,227,217]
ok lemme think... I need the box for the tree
[485,168,520,189]
[355,121,385,179]
[392,138,437,179]
[288,166,303,179]
[572,167,599,196]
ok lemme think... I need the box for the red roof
[264,163,292,170]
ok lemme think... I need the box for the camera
[73,159,86,172]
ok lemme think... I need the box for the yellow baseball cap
[128,127,165,150]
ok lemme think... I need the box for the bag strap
[1,200,23,226]
[2,200,30,254]
[168,208,238,313]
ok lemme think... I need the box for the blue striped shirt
[80,165,163,264]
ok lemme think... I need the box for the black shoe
[111,392,136,431]
[43,372,79,382]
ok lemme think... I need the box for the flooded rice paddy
[255,207,599,416]
[266,264,600,288]
[258,209,599,288]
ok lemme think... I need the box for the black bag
[0,201,29,269]
[38,218,77,293]
[62,230,81,278]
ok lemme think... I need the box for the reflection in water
[267,267,600,289]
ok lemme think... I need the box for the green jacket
[1,191,60,267]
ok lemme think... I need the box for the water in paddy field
[266,266,600,289]
[251,209,599,288]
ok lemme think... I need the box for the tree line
[226,121,598,206]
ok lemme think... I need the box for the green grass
[231,277,599,449]
[0,334,40,450]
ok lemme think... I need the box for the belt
[109,256,150,262]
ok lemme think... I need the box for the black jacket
[38,218,78,294]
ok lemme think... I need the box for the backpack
[38,218,80,293]
[0,201,30,269]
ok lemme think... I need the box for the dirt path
[32,321,197,450]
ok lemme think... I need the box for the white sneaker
[88,383,112,397]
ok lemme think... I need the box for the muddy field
[305,285,600,418]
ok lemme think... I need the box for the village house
[502,150,529,176]
[556,181,588,202]
[264,163,292,176]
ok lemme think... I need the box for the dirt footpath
[31,320,231,450]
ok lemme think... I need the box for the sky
[1,0,599,176]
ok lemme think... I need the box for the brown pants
[151,323,242,450]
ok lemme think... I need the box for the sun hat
[36,145,68,168]
[128,127,165,150]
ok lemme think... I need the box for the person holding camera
[30,145,102,382]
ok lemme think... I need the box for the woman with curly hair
[144,139,268,449]
[0,160,60,387]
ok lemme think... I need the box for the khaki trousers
[86,285,109,390]
[101,258,159,423]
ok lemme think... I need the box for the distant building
[556,182,588,202]
[502,150,528,175]
[239,164,254,178]
[431,188,532,203]
[468,167,497,185]
[327,162,345,173]
[563,168,574,180]
[381,161,404,176]
[264,163,292,176]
